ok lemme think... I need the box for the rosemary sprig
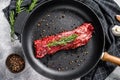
[9,0,38,40]
[28,0,38,12]
[47,34,78,47]
[9,11,15,38]
[16,0,24,13]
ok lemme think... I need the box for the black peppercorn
[6,54,25,73]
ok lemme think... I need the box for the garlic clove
[112,25,120,36]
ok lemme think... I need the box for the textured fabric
[3,0,120,80]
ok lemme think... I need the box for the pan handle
[102,52,120,66]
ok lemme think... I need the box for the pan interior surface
[22,0,105,79]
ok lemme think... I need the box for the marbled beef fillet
[34,23,94,58]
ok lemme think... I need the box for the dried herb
[9,0,38,39]
[47,34,78,47]
[16,0,25,13]
[9,11,15,38]
[9,0,24,39]
[28,0,38,12]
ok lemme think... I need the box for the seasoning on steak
[34,23,94,58]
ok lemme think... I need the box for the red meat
[34,23,94,58]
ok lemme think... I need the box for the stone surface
[0,0,120,80]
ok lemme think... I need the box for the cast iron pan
[15,0,105,80]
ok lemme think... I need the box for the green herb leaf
[28,0,38,12]
[47,34,78,47]
[16,0,24,13]
[9,11,15,38]
[9,0,38,40]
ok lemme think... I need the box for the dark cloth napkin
[3,0,120,80]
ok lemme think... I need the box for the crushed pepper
[6,54,25,73]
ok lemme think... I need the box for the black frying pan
[14,0,120,80]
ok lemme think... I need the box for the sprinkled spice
[71,68,74,70]
[61,67,64,70]
[45,23,48,26]
[77,64,80,66]
[61,15,65,18]
[69,60,74,65]
[75,59,79,63]
[51,20,54,22]
[77,55,80,58]
[43,30,46,32]
[60,27,63,30]
[47,15,50,17]
[73,24,76,26]
[37,22,41,27]
[84,51,88,55]
[80,60,83,62]
[41,19,46,22]
[48,26,50,28]
[58,68,61,71]
[6,54,25,73]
